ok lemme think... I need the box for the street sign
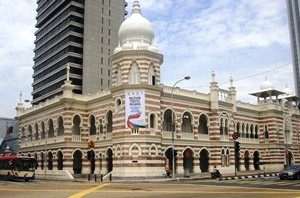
[232,132,238,140]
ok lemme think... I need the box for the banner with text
[125,90,145,128]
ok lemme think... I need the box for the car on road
[279,165,300,180]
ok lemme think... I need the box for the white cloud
[0,0,293,117]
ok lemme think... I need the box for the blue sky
[0,0,293,118]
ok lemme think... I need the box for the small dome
[283,86,293,95]
[149,44,158,52]
[118,1,154,48]
[114,43,122,54]
[137,40,149,50]
[260,78,274,90]
[122,41,133,50]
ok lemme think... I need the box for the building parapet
[18,89,112,117]
[162,85,210,100]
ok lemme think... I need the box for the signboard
[125,90,145,128]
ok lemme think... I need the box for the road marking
[68,183,110,198]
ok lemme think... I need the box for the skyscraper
[32,0,126,104]
[286,0,300,96]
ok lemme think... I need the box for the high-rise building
[286,0,300,97]
[32,0,127,104]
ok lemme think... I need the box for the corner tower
[111,1,163,87]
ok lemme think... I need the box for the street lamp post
[171,76,190,179]
[44,130,48,178]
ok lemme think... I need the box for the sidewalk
[35,170,279,183]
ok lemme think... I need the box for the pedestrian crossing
[218,178,300,188]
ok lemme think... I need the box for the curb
[218,173,279,181]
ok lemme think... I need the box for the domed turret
[260,77,274,90]
[117,1,155,52]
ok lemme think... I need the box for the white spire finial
[132,0,141,14]
[230,76,233,87]
[212,71,216,82]
[19,91,23,103]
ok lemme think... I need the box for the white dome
[283,86,293,95]
[137,40,149,50]
[149,43,158,52]
[122,41,133,50]
[114,43,122,54]
[118,1,154,48]
[260,78,274,90]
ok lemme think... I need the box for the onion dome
[117,1,155,51]
[260,77,274,90]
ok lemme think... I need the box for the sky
[0,0,293,118]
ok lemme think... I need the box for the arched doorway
[199,149,209,172]
[253,151,260,170]
[165,148,177,173]
[73,150,82,174]
[47,152,53,170]
[88,150,96,174]
[106,149,113,173]
[244,151,250,171]
[57,151,63,170]
[183,148,194,173]
[286,151,293,166]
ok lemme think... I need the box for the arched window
[149,113,156,129]
[236,122,240,137]
[48,119,54,138]
[198,114,208,134]
[284,117,292,144]
[129,61,140,84]
[28,125,33,141]
[221,149,226,167]
[34,123,39,140]
[254,125,258,139]
[41,121,45,139]
[148,63,156,85]
[106,111,113,133]
[219,113,229,136]
[264,125,269,139]
[72,115,81,135]
[57,116,64,136]
[181,112,192,133]
[89,115,96,136]
[163,109,175,132]
[99,119,103,134]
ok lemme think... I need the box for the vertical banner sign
[125,90,146,128]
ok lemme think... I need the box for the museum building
[16,1,300,178]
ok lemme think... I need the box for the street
[0,177,299,198]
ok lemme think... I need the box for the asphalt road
[0,177,299,198]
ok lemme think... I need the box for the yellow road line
[68,183,110,198]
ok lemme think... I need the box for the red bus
[0,154,36,181]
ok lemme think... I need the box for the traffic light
[234,141,240,171]
[234,141,240,153]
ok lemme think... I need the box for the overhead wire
[186,62,292,89]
